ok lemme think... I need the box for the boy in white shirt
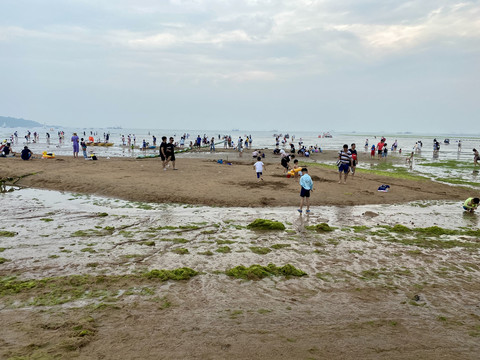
[253,156,265,181]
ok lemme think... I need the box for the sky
[1,0,479,133]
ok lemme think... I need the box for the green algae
[0,257,9,264]
[172,248,189,255]
[271,243,291,249]
[0,247,5,252]
[435,178,479,187]
[216,246,231,253]
[71,227,114,237]
[225,263,307,280]
[1,269,198,306]
[138,240,155,246]
[216,239,235,245]
[247,219,285,231]
[0,230,16,237]
[97,212,109,217]
[315,272,333,282]
[40,218,54,222]
[143,267,198,281]
[305,223,334,232]
[198,250,214,256]
[419,159,470,168]
[249,246,272,255]
[160,238,189,244]
[80,247,96,253]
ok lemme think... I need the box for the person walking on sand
[71,133,80,158]
[338,144,352,184]
[349,143,358,177]
[164,137,177,170]
[463,197,479,213]
[160,136,168,170]
[298,168,313,214]
[253,156,265,181]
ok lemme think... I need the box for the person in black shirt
[0,143,12,157]
[349,143,358,177]
[164,137,177,170]
[21,146,33,160]
[160,136,168,170]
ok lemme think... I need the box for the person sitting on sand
[20,146,33,160]
[463,197,479,213]
[292,159,301,178]
[0,143,13,157]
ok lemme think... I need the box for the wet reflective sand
[1,189,480,359]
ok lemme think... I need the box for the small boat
[321,132,332,138]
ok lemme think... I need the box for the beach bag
[377,184,390,192]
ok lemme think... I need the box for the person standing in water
[298,168,313,214]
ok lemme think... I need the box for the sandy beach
[0,150,474,207]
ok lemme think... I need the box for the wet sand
[1,153,479,359]
[0,150,474,207]
[1,190,480,359]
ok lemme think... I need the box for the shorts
[463,206,472,211]
[167,154,175,161]
[160,154,166,161]
[378,149,382,155]
[256,172,263,178]
[300,187,310,197]
[281,162,288,169]
[338,163,349,173]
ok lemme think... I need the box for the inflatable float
[42,151,55,159]
[286,168,302,178]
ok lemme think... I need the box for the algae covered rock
[225,263,307,280]
[143,267,198,281]
[305,223,334,232]
[247,219,285,231]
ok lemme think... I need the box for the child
[253,156,265,181]
[463,198,479,213]
[80,138,88,159]
[298,168,313,214]
[292,159,301,178]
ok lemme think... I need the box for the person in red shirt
[377,141,385,159]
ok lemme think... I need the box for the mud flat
[1,189,480,359]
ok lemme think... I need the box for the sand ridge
[0,151,473,207]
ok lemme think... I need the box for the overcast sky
[1,0,479,133]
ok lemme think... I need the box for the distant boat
[2,122,6,128]
[320,132,332,138]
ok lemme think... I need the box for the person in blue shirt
[298,168,313,214]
